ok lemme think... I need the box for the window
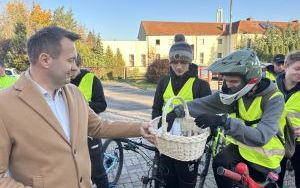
[141,54,146,66]
[218,38,223,45]
[156,39,160,45]
[129,54,134,67]
[199,53,204,64]
[190,44,195,60]
[156,54,160,60]
[199,39,205,45]
[217,53,222,58]
[246,38,252,48]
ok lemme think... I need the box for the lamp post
[228,0,233,53]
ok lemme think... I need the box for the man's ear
[39,53,52,68]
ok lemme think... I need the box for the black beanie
[169,34,193,63]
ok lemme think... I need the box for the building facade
[103,18,299,70]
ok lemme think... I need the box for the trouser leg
[88,137,109,188]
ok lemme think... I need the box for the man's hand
[140,122,157,145]
[194,114,229,133]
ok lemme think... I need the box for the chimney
[292,20,299,23]
[246,17,254,21]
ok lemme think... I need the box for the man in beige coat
[0,26,154,188]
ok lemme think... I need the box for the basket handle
[162,96,191,134]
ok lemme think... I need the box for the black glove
[195,114,229,133]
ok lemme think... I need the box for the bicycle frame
[104,153,120,173]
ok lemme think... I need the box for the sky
[1,0,299,40]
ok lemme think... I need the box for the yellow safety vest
[266,71,276,83]
[78,73,94,102]
[163,78,195,111]
[284,91,300,142]
[227,91,285,169]
[0,75,17,90]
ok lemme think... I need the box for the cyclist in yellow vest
[152,34,211,188]
[263,54,285,82]
[0,60,17,89]
[276,51,300,188]
[168,49,286,187]
[71,53,108,188]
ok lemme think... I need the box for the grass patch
[127,80,157,90]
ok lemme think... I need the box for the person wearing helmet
[152,34,211,188]
[168,49,286,187]
[263,54,285,82]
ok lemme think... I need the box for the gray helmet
[208,49,262,104]
[208,48,262,82]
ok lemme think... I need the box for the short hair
[285,51,300,67]
[27,26,80,64]
[75,53,82,66]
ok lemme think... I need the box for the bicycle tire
[102,139,124,185]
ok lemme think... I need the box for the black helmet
[273,54,285,64]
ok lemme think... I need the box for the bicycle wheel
[102,139,124,185]
[197,144,212,188]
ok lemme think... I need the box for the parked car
[5,68,20,78]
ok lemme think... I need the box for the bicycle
[102,138,165,188]
[217,162,279,188]
[197,127,226,188]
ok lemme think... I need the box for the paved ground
[100,81,295,188]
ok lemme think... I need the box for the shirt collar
[25,70,63,98]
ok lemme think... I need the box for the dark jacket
[71,69,107,114]
[152,63,211,119]
[276,72,300,102]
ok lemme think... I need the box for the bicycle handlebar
[217,166,264,188]
[114,138,158,152]
[217,167,242,182]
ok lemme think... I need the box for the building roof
[140,21,227,36]
[232,19,300,34]
[140,19,300,36]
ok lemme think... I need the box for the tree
[113,48,125,78]
[1,1,29,39]
[28,4,51,34]
[51,6,77,32]
[146,59,169,83]
[5,22,29,71]
[252,26,300,62]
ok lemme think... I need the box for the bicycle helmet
[208,49,262,105]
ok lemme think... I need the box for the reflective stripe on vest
[78,73,94,102]
[227,91,285,169]
[266,71,276,82]
[163,78,195,112]
[285,91,300,141]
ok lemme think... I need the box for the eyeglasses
[170,60,189,65]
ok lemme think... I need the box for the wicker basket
[150,96,210,161]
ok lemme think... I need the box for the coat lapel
[63,86,79,147]
[15,74,70,145]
